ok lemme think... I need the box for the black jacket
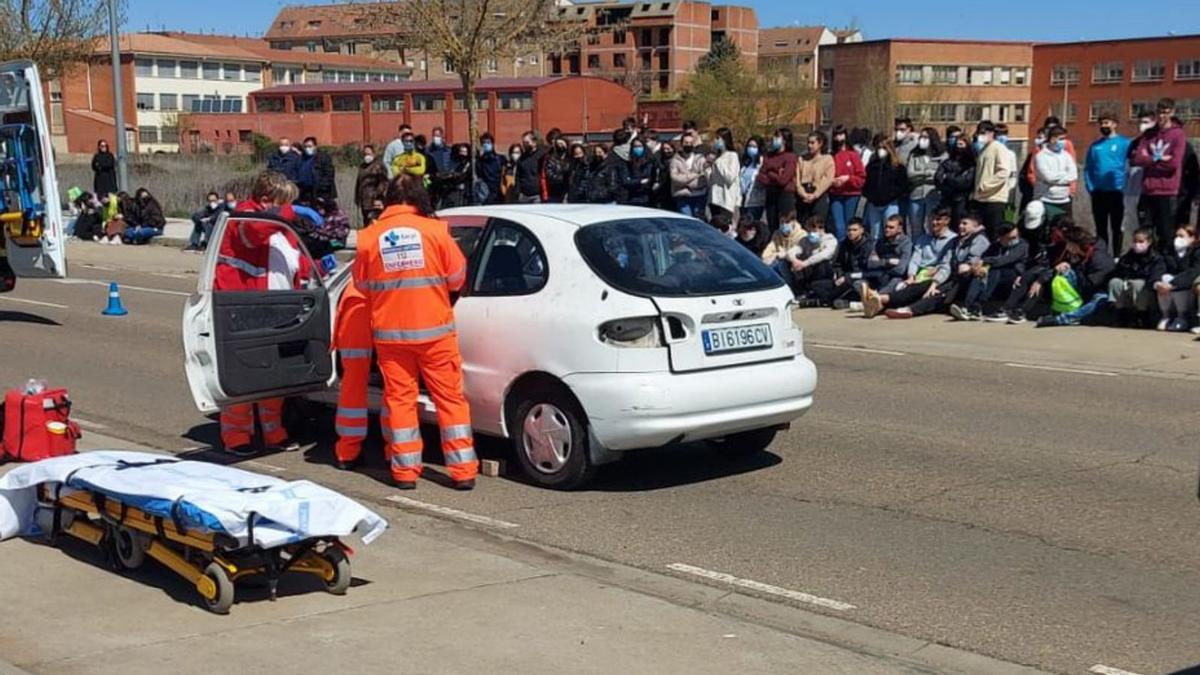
[1042,239,1115,297]
[517,147,545,199]
[566,159,590,204]
[1113,248,1165,283]
[736,228,769,257]
[92,151,117,195]
[982,238,1030,275]
[131,196,165,229]
[834,237,874,279]
[302,152,337,203]
[862,158,908,206]
[544,150,572,200]
[935,153,976,206]
[623,158,658,206]
[1164,246,1200,290]
[587,155,628,204]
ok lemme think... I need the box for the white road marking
[810,343,906,357]
[1089,665,1145,675]
[0,296,68,309]
[666,563,856,611]
[244,460,287,474]
[1004,362,1119,377]
[386,495,519,529]
[71,417,108,430]
[56,278,189,297]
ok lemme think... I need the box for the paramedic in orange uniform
[214,171,307,456]
[331,281,373,470]
[352,174,477,490]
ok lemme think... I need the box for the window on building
[272,66,287,83]
[245,65,262,82]
[138,126,158,144]
[569,54,581,75]
[1050,64,1080,85]
[486,58,498,73]
[614,53,626,68]
[346,42,357,55]
[1013,104,1027,122]
[997,105,1010,122]
[614,30,626,44]
[963,104,985,122]
[239,130,253,143]
[135,58,153,77]
[895,65,923,85]
[159,93,178,111]
[530,53,539,65]
[1089,100,1120,121]
[156,59,176,78]
[499,92,534,110]
[306,41,318,53]
[659,73,669,91]
[587,54,600,69]
[1130,100,1155,119]
[998,68,1012,85]
[371,95,406,112]
[641,28,652,46]
[293,96,325,112]
[453,93,489,110]
[895,104,922,121]
[641,52,652,69]
[1176,99,1199,121]
[135,93,155,110]
[929,104,957,122]
[48,79,63,133]
[444,59,456,74]
[587,33,600,46]
[203,62,220,80]
[197,97,220,113]
[1177,59,1200,81]
[820,104,832,126]
[182,94,200,112]
[223,63,241,81]
[930,66,958,84]
[1133,59,1165,82]
[1092,61,1124,83]
[1053,101,1077,122]
[180,61,199,79]
[658,52,669,70]
[820,68,834,90]
[331,95,362,112]
[353,71,368,82]
[160,126,180,144]
[1014,68,1028,85]
[256,97,286,113]
[660,28,671,44]
[322,70,337,83]
[412,94,445,111]
[968,67,993,85]
[220,99,243,113]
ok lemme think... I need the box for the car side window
[473,220,548,296]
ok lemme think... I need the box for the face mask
[771,138,783,151]
[997,135,1009,145]
[1133,241,1150,254]
[279,145,291,154]
[746,146,759,159]
[208,200,219,209]
[402,142,414,152]
[779,224,794,236]
[1139,121,1155,133]
[362,154,375,164]
[895,130,907,142]
[947,133,959,144]
[807,232,820,243]
[740,230,755,241]
[511,152,522,162]
[632,146,646,158]
[304,146,316,156]
[974,137,986,152]
[1175,237,1191,253]
[432,136,443,147]
[482,142,494,154]
[681,145,695,155]
[1052,140,1065,152]
[714,140,726,153]
[1035,137,1045,148]
[876,148,888,159]
[917,138,930,150]
[1100,127,1113,137]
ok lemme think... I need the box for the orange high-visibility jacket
[352,204,467,344]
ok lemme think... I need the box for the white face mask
[1175,237,1192,253]
[895,130,908,142]
[363,154,375,164]
[876,148,888,159]
[279,144,291,154]
[1133,241,1150,254]
[208,200,219,209]
[1139,121,1155,133]
[226,200,237,209]
[917,138,930,150]
[511,152,522,162]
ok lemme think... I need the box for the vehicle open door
[182,213,334,413]
[0,60,65,286]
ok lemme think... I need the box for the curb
[0,658,32,675]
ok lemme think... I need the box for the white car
[183,205,818,489]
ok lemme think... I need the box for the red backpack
[2,388,81,462]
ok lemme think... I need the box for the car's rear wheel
[711,428,779,457]
[511,386,595,490]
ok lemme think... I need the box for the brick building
[55,32,408,154]
[1030,34,1200,138]
[183,76,635,154]
[263,1,757,96]
[820,39,1034,150]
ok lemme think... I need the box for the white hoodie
[1034,147,1078,204]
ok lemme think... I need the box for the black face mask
[680,146,694,155]
[1100,127,1113,137]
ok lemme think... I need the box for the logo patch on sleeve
[380,228,426,272]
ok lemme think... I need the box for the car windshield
[576,217,783,297]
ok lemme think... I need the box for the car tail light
[599,316,662,348]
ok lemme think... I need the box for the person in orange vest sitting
[214,171,309,456]
[351,174,477,490]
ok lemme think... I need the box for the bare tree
[0,0,114,78]
[852,52,896,134]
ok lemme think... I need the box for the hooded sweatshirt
[761,223,806,265]
[1034,146,1079,204]
[1133,124,1188,197]
[907,228,958,284]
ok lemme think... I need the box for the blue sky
[127,0,1188,43]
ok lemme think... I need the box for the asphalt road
[2,242,1198,675]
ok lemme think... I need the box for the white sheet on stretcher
[0,451,388,548]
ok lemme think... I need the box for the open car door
[0,60,65,286]
[182,213,334,413]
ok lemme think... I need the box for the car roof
[437,204,695,228]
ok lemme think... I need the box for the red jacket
[830,149,866,197]
[214,201,310,291]
[756,151,798,192]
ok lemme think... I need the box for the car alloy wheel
[522,403,573,474]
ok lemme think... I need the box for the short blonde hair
[250,170,292,202]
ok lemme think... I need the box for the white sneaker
[1156,318,1170,331]
[849,301,864,312]
[113,237,123,245]
[1191,325,1200,335]
[92,235,100,242]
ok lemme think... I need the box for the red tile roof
[94,32,409,72]
[758,27,828,56]
[264,3,395,41]
[252,77,565,96]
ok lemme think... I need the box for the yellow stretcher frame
[39,485,352,614]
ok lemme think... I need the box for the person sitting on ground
[861,208,957,319]
[827,218,875,308]
[787,215,838,304]
[1034,226,1115,327]
[72,191,103,242]
[866,214,913,294]
[122,188,166,245]
[1154,224,1200,332]
[761,209,806,271]
[709,209,734,238]
[957,222,1030,321]
[999,218,1074,324]
[736,219,769,257]
[187,191,223,252]
[885,212,989,319]
[1107,228,1163,328]
[96,191,130,245]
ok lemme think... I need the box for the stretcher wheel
[203,562,235,614]
[113,526,146,570]
[321,547,351,595]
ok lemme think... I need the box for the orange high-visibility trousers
[334,287,373,463]
[220,399,286,450]
[376,337,477,483]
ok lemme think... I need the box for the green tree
[0,0,116,78]
[697,37,740,75]
[681,61,815,142]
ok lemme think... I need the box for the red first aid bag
[2,388,81,462]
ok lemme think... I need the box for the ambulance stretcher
[0,451,388,614]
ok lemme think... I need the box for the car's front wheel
[511,386,595,490]
[710,428,779,457]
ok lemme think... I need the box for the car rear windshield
[575,217,783,297]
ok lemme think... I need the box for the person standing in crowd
[936,134,977,228]
[624,137,658,208]
[296,137,336,205]
[566,142,591,204]
[1123,115,1154,242]
[1034,125,1078,227]
[740,136,766,223]
[588,142,628,205]
[906,128,945,235]
[796,131,833,225]
[956,222,1029,321]
[1135,99,1189,252]
[436,143,474,209]
[970,121,1012,238]
[850,127,873,171]
[708,127,742,224]
[860,207,958,319]
[186,191,223,252]
[390,131,427,180]
[994,124,1019,206]
[544,132,572,204]
[867,214,913,294]
[355,143,389,225]
[1086,114,1131,254]
[862,135,908,240]
[501,143,523,202]
[516,130,546,204]
[654,142,677,210]
[1019,128,1045,216]
[670,130,710,218]
[881,213,988,319]
[1176,126,1200,226]
[267,136,301,183]
[1107,228,1163,327]
[91,139,117,196]
[476,133,504,205]
[829,125,865,242]
[1025,116,1077,195]
[1155,224,1200,331]
[382,123,413,179]
[893,117,919,165]
[427,127,451,174]
[757,128,798,231]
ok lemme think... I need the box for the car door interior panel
[213,290,332,397]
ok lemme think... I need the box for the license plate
[702,323,773,355]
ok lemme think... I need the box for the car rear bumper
[563,355,818,451]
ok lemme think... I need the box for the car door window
[473,220,548,296]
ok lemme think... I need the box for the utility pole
[108,0,129,192]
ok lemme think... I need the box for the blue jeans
[190,210,217,248]
[829,195,860,242]
[675,195,707,219]
[907,193,940,235]
[1053,271,1110,325]
[864,202,899,240]
[123,225,163,245]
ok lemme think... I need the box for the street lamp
[108,0,129,192]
